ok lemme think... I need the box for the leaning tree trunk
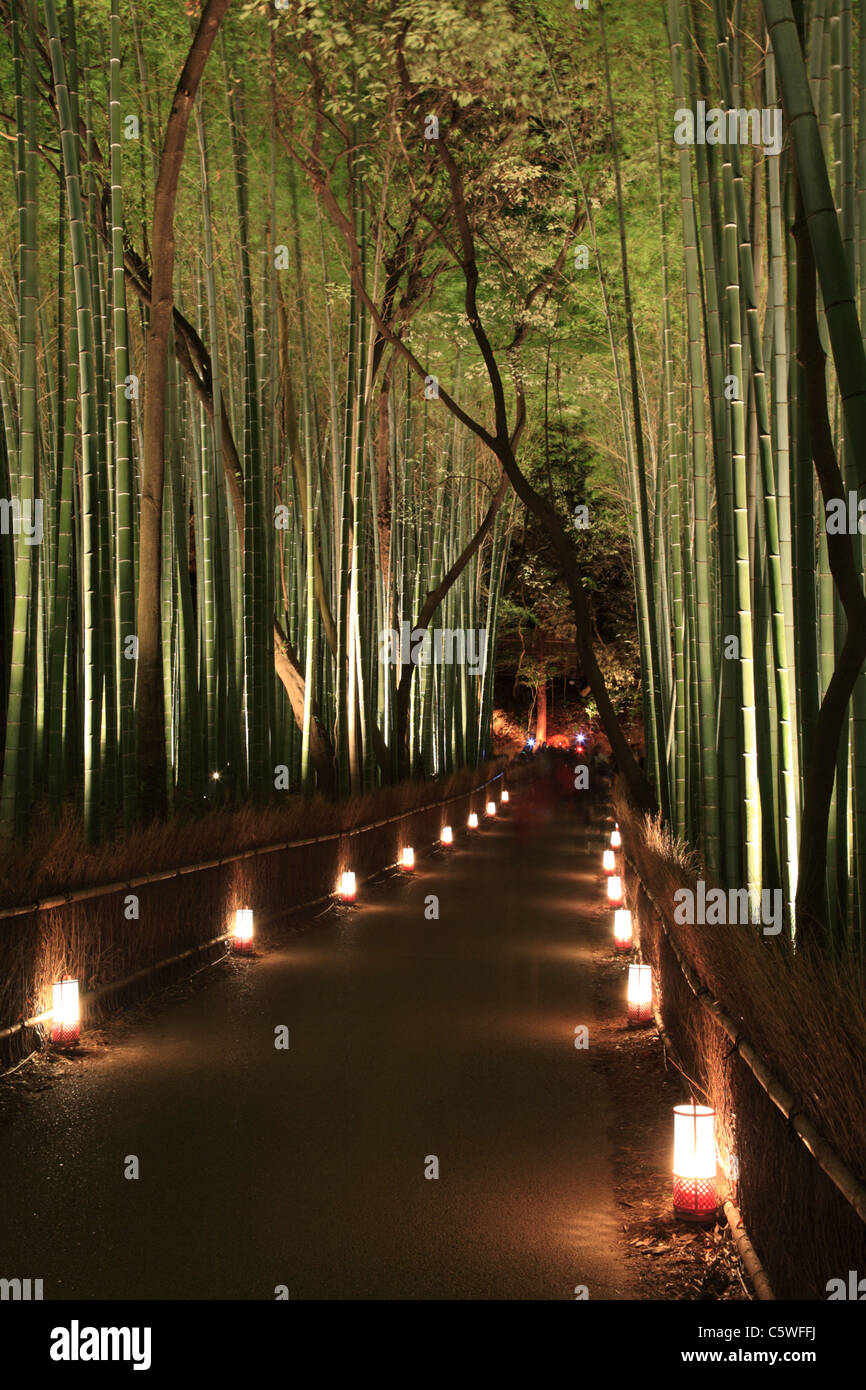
[136,0,230,817]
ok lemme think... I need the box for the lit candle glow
[468,812,478,829]
[606,874,623,907]
[50,977,80,1048]
[627,963,652,1026]
[610,828,622,849]
[613,908,633,952]
[673,1103,718,1221]
[401,846,415,870]
[486,800,496,816]
[232,907,254,954]
[441,825,453,845]
[602,848,616,874]
[339,871,356,902]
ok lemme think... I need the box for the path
[0,790,635,1300]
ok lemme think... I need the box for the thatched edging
[609,791,866,1298]
[624,848,866,1228]
[0,770,506,923]
[0,767,511,1063]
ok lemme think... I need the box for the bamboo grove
[3,0,865,968]
[0,0,513,840]
[599,0,866,958]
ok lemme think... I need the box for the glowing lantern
[401,846,415,870]
[606,874,623,907]
[339,871,356,902]
[441,825,453,845]
[613,908,633,952]
[627,963,653,1026]
[486,800,496,816]
[673,1103,718,1221]
[232,907,254,955]
[611,828,622,849]
[50,977,80,1048]
[468,812,479,829]
[501,789,509,804]
[602,848,616,874]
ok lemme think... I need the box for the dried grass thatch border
[613,788,866,1299]
[0,760,520,1066]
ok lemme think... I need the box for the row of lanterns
[47,785,512,1045]
[51,791,717,1224]
[597,818,719,1223]
[603,829,624,908]
[600,827,652,1029]
[385,793,508,886]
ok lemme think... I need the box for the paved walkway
[0,790,635,1300]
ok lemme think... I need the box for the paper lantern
[500,789,509,804]
[441,825,453,845]
[602,848,616,874]
[613,908,633,952]
[232,907,254,955]
[610,827,622,849]
[50,977,80,1048]
[606,874,623,907]
[401,846,415,870]
[673,1103,718,1221]
[486,800,496,816]
[339,871,356,902]
[627,963,652,1026]
[468,812,478,829]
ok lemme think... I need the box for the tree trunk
[136,0,231,816]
